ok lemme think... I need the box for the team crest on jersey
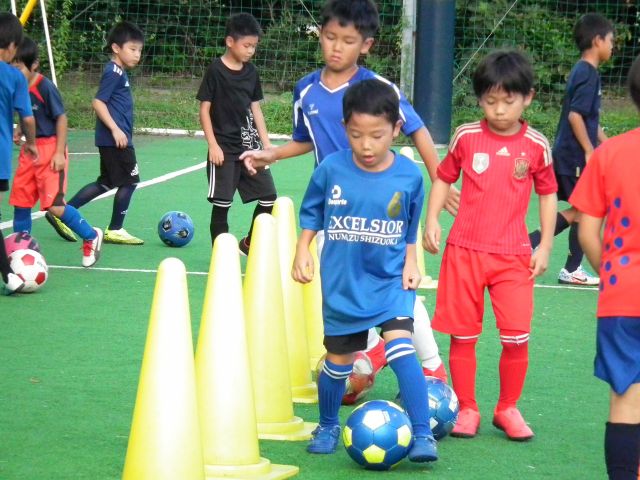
[328,185,347,206]
[472,153,490,174]
[513,158,530,179]
[387,192,403,218]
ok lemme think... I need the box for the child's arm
[292,229,317,283]
[529,193,557,279]
[198,101,224,165]
[92,99,127,149]
[568,111,595,165]
[240,140,313,174]
[250,101,271,149]
[50,114,68,172]
[422,177,451,254]
[402,243,421,290]
[20,116,38,160]
[597,125,608,144]
[577,213,603,273]
[411,127,460,216]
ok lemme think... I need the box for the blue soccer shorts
[594,316,640,395]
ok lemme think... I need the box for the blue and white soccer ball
[343,400,413,470]
[157,211,195,247]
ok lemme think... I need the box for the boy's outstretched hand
[422,221,441,254]
[529,245,550,279]
[240,147,277,175]
[402,262,421,290]
[292,247,314,283]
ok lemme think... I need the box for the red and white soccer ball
[9,248,48,293]
[316,351,376,405]
[4,231,41,256]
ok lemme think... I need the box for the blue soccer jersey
[299,149,425,335]
[95,61,134,147]
[0,62,32,180]
[292,67,424,166]
[29,74,65,138]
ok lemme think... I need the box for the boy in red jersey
[570,55,640,480]
[423,50,557,441]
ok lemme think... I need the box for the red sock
[497,330,529,411]
[449,336,478,411]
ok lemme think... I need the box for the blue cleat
[307,425,341,454]
[408,435,438,463]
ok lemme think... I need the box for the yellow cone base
[418,276,438,289]
[292,383,318,404]
[257,417,317,441]
[308,355,323,373]
[204,457,298,480]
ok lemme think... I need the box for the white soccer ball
[9,248,48,293]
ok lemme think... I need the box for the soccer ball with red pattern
[4,231,41,256]
[9,248,48,292]
[316,351,376,405]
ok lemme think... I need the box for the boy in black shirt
[197,13,276,252]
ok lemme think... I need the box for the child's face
[319,19,373,73]
[478,87,533,136]
[226,35,259,63]
[1,42,17,63]
[112,40,143,69]
[595,32,614,63]
[11,59,37,80]
[345,112,401,172]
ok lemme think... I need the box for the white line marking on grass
[68,152,98,155]
[534,284,598,291]
[48,264,210,276]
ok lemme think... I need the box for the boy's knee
[499,329,529,348]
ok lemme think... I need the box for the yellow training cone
[244,214,317,441]
[195,234,298,479]
[272,197,317,404]
[302,237,326,371]
[122,258,204,480]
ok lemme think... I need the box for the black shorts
[556,174,578,202]
[0,179,8,192]
[323,317,415,355]
[206,153,276,203]
[97,147,140,188]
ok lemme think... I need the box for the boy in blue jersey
[10,37,103,267]
[293,79,437,462]
[529,13,614,286]
[242,0,452,382]
[51,21,145,245]
[0,12,37,293]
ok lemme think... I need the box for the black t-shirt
[196,58,264,155]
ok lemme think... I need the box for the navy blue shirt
[95,61,134,147]
[29,74,65,138]
[553,60,601,176]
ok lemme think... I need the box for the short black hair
[15,36,38,70]
[320,0,379,39]
[574,13,614,53]
[343,79,400,126]
[0,12,23,50]
[628,55,640,110]
[225,13,262,39]
[472,50,534,98]
[106,21,144,50]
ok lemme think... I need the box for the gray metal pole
[413,0,455,145]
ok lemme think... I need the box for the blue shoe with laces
[307,425,341,454]
[408,435,438,462]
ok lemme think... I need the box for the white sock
[365,328,382,351]
[412,297,443,370]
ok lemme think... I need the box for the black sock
[109,185,137,230]
[564,223,583,272]
[605,422,640,480]
[210,202,230,245]
[0,230,12,283]
[246,197,275,244]
[529,213,571,249]
[68,182,109,209]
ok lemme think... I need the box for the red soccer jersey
[437,119,557,255]
[570,128,640,317]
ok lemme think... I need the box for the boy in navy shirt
[529,13,614,286]
[52,21,145,245]
[294,79,437,461]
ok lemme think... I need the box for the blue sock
[13,207,32,233]
[60,206,96,241]
[68,182,109,209]
[386,337,431,438]
[318,359,352,428]
[109,184,137,230]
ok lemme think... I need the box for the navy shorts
[206,153,276,204]
[556,174,578,202]
[324,317,414,355]
[594,316,640,395]
[97,147,140,188]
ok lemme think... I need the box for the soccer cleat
[238,236,250,256]
[423,363,449,384]
[365,337,387,374]
[104,228,144,245]
[45,211,77,242]
[492,407,534,441]
[450,408,481,438]
[408,435,438,463]
[4,272,25,295]
[307,425,341,454]
[82,228,103,268]
[558,265,599,286]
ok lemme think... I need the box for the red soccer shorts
[10,136,68,210]
[432,244,534,336]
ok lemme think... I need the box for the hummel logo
[496,146,510,156]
